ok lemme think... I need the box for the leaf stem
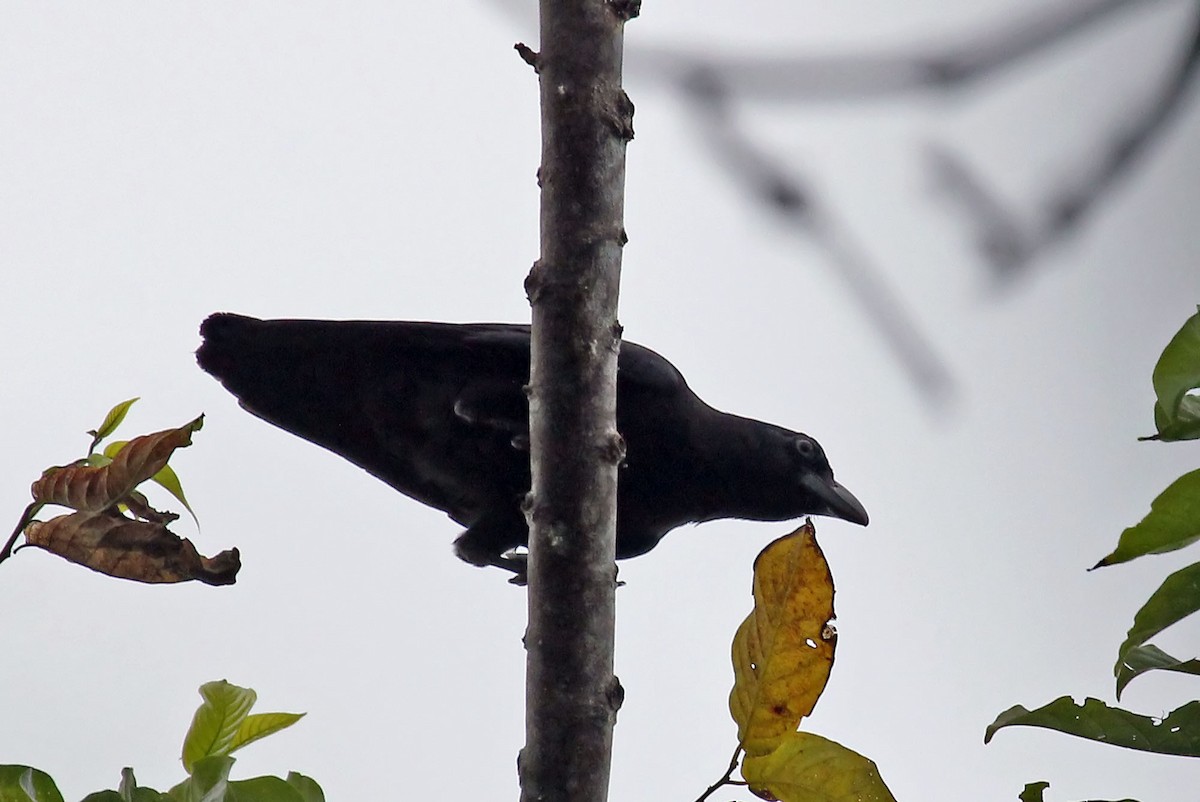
[695,744,744,802]
[0,501,41,565]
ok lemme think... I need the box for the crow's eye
[794,437,816,459]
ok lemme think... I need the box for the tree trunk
[520,2,637,801]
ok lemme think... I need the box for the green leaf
[1093,469,1200,567]
[1017,785,1139,802]
[182,682,257,773]
[0,767,64,802]
[985,696,1200,756]
[283,775,323,802]
[118,769,137,802]
[113,768,170,802]
[88,398,140,454]
[230,713,305,755]
[1116,643,1200,699]
[1018,782,1049,802]
[1149,397,1200,441]
[225,777,305,802]
[1115,561,1200,679]
[77,767,164,802]
[129,785,170,802]
[167,756,233,802]
[150,463,199,527]
[1145,309,1200,441]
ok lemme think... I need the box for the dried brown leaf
[31,416,203,512]
[24,509,239,585]
[123,489,179,524]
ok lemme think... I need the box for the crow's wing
[197,315,530,523]
[197,314,689,526]
[456,325,689,437]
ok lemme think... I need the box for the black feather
[197,313,867,577]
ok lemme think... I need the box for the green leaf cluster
[0,681,320,802]
[3,400,235,586]
[986,308,1200,800]
[3,399,201,567]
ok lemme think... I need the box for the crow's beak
[801,473,869,526]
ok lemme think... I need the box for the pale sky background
[2,2,1199,800]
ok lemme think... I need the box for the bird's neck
[688,408,784,523]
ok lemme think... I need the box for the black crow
[197,313,867,578]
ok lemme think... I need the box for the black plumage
[196,313,867,577]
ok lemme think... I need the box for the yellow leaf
[729,521,836,756]
[231,712,306,753]
[741,731,897,802]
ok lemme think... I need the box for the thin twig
[0,502,41,565]
[933,6,1200,279]
[695,744,744,802]
[626,0,1161,100]
[490,0,1164,100]
[685,73,955,406]
[487,0,1191,395]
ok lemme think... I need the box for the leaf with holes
[1116,644,1200,699]
[985,696,1200,756]
[729,522,836,757]
[1114,561,1200,683]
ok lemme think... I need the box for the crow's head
[785,432,869,526]
[708,417,868,528]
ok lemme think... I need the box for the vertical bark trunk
[520,2,637,801]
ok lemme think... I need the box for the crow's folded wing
[197,314,691,523]
[197,315,528,520]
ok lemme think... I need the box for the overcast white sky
[2,2,1199,800]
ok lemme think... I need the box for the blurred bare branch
[685,73,955,406]
[487,0,1195,403]
[628,0,1160,101]
[930,7,1200,280]
[494,0,1164,100]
